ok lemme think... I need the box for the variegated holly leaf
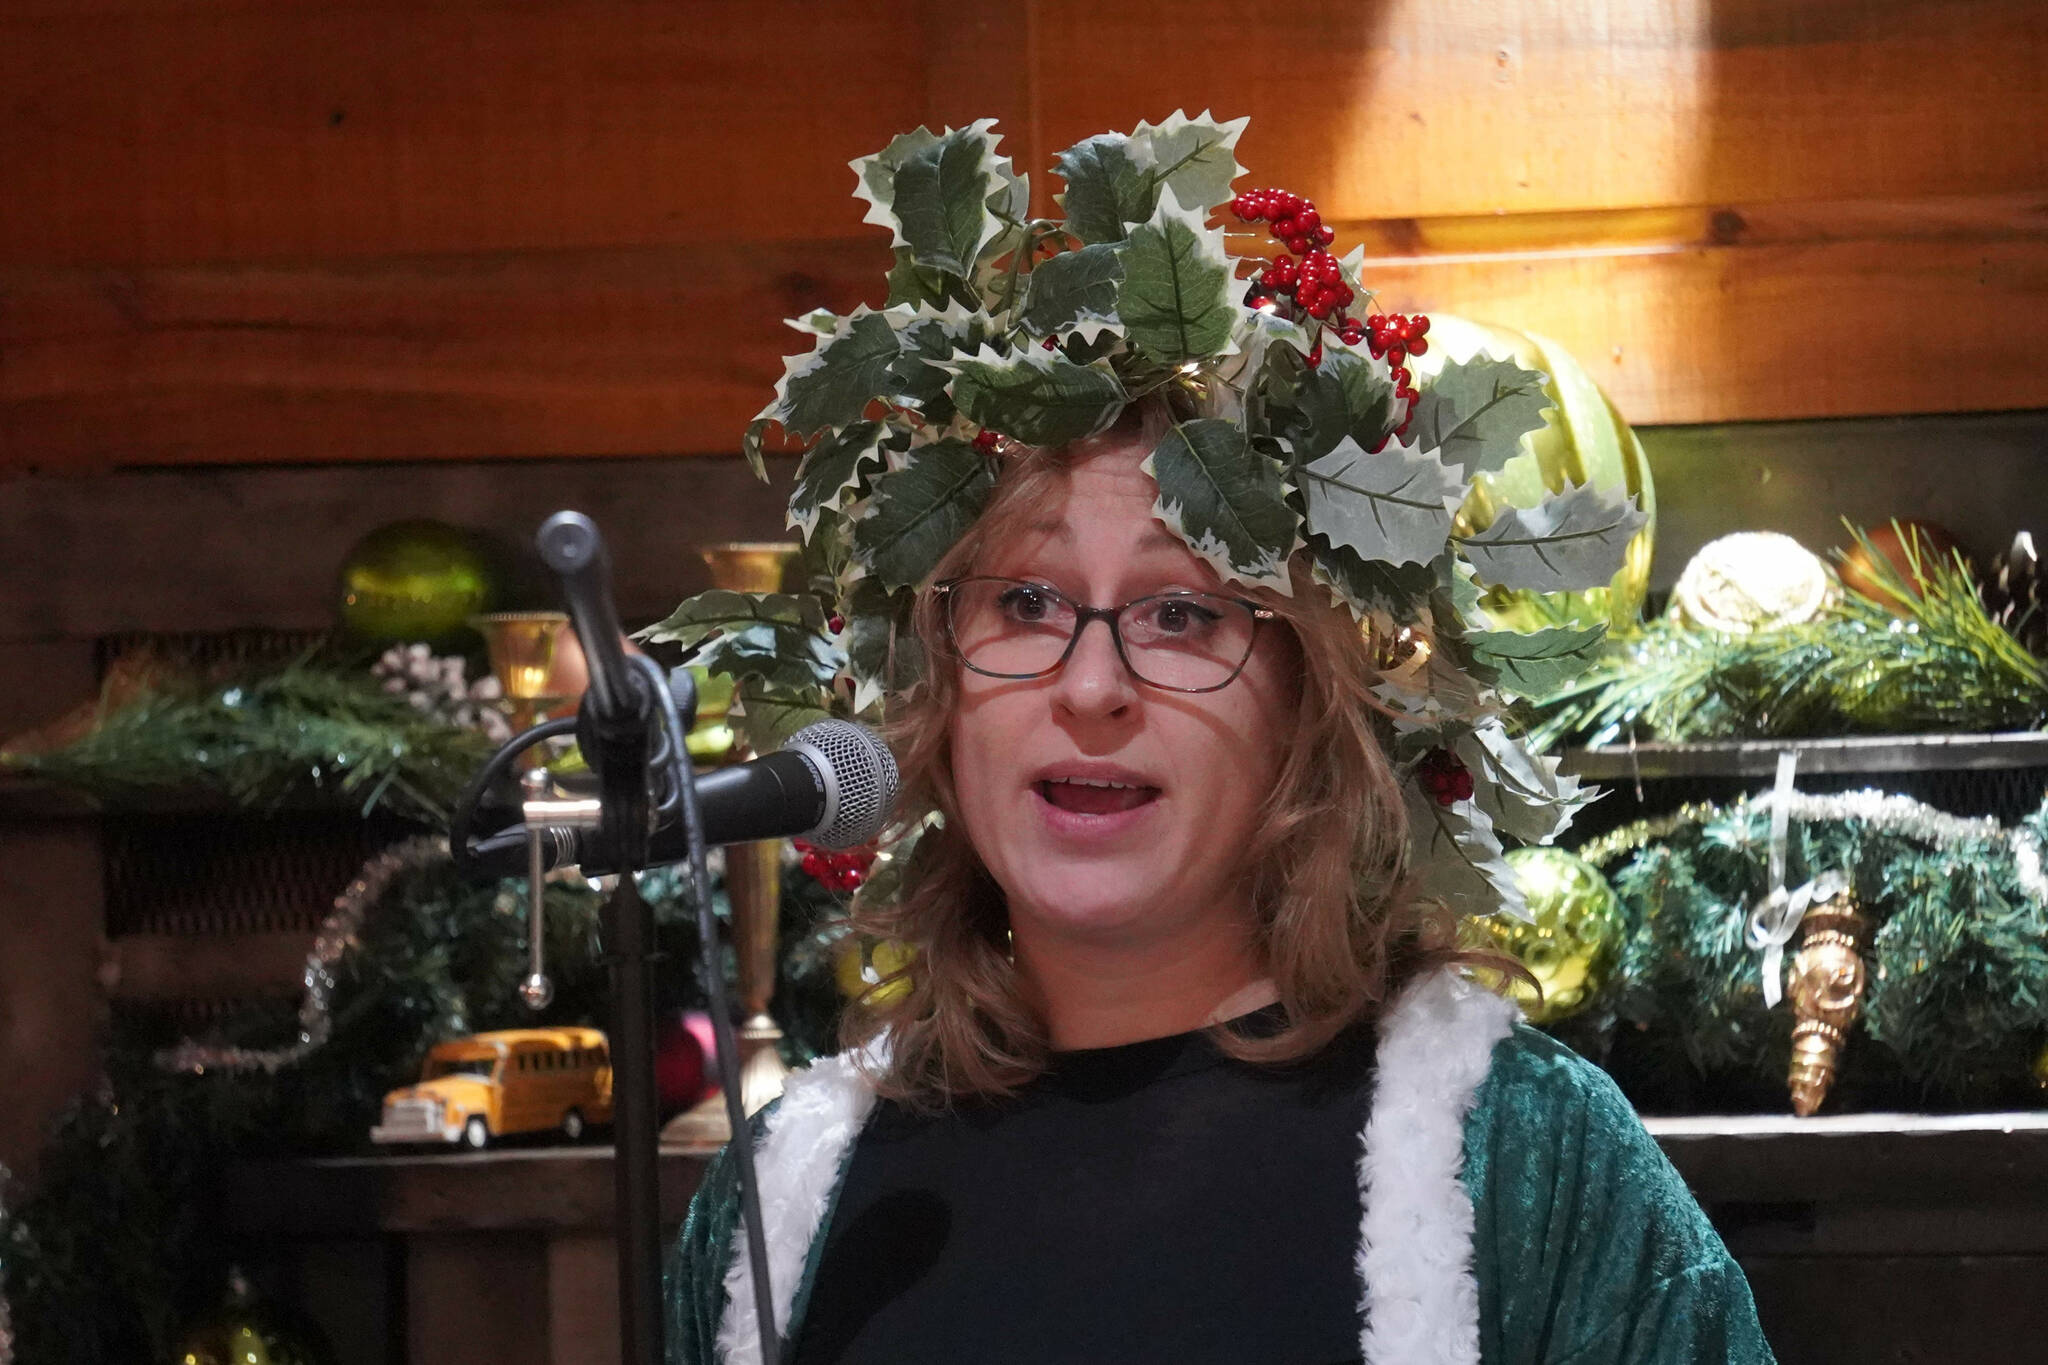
[1406,783,1528,920]
[1115,188,1241,367]
[730,679,834,752]
[1410,356,1553,476]
[853,438,997,590]
[850,127,942,248]
[1145,418,1299,592]
[1127,109,1249,214]
[1263,347,1399,462]
[1465,625,1607,698]
[1053,133,1155,246]
[946,345,1127,447]
[788,422,886,541]
[1457,481,1649,592]
[785,308,839,335]
[636,590,842,696]
[891,123,1007,277]
[637,589,822,651]
[841,576,920,713]
[740,416,774,483]
[773,309,903,439]
[1307,538,1436,622]
[888,303,997,426]
[1456,721,1591,846]
[885,247,976,310]
[1018,243,1125,338]
[1297,435,1464,568]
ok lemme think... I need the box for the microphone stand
[532,511,781,1365]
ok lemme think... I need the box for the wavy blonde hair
[842,414,1476,1106]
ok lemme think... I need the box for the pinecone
[1983,531,2048,656]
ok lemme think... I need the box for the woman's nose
[1052,616,1136,716]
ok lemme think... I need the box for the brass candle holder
[469,611,574,764]
[663,542,802,1149]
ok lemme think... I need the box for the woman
[664,418,1776,1364]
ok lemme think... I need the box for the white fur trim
[1357,970,1518,1365]
[716,1051,882,1365]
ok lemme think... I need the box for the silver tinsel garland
[153,836,451,1076]
[1578,787,2048,905]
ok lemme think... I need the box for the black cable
[449,715,582,877]
[633,654,782,1365]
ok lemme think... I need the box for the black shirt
[789,1008,1377,1364]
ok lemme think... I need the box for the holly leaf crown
[644,113,1641,917]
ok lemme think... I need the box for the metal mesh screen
[790,719,899,849]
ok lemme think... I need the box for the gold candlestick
[469,611,573,765]
[663,542,802,1149]
[1786,884,1870,1116]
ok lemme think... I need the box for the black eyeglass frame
[930,575,1278,694]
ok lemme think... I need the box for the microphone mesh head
[789,719,900,849]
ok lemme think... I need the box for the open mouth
[1037,778,1161,815]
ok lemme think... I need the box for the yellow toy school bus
[371,1026,613,1149]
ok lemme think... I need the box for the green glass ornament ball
[1464,845,1626,1024]
[337,519,497,645]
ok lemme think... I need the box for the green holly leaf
[1145,418,1299,591]
[853,438,997,590]
[1410,356,1553,476]
[1457,482,1649,592]
[893,125,1002,277]
[1260,347,1398,461]
[1406,784,1528,920]
[1115,187,1241,367]
[636,591,841,696]
[885,248,974,310]
[946,345,1127,447]
[1329,350,1403,449]
[1296,435,1464,568]
[774,310,903,439]
[1456,721,1591,846]
[1127,109,1249,214]
[841,576,920,713]
[1465,625,1608,699]
[740,416,774,483]
[1018,243,1125,339]
[1053,133,1156,245]
[731,679,834,752]
[851,128,942,246]
[788,422,886,542]
[1307,538,1435,622]
[885,303,997,426]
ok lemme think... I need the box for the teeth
[1056,777,1140,789]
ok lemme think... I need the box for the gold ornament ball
[1463,846,1626,1024]
[338,519,497,645]
[833,936,915,1005]
[2033,1038,2048,1089]
[1418,316,1657,633]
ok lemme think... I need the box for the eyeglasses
[932,576,1275,693]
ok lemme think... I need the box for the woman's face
[946,437,1299,951]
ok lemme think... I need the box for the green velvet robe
[666,990,1774,1365]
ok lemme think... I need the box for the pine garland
[1570,790,2048,1112]
[0,656,498,824]
[1530,534,2048,750]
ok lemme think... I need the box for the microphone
[466,718,899,878]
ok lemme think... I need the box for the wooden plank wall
[2,0,2043,472]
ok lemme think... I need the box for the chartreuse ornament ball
[1416,316,1657,633]
[337,519,499,646]
[176,1269,334,1365]
[1462,845,1626,1024]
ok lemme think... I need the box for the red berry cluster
[1229,188,1434,443]
[1368,313,1432,448]
[972,430,1001,454]
[795,839,878,894]
[1416,748,1476,807]
[1231,190,1355,334]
